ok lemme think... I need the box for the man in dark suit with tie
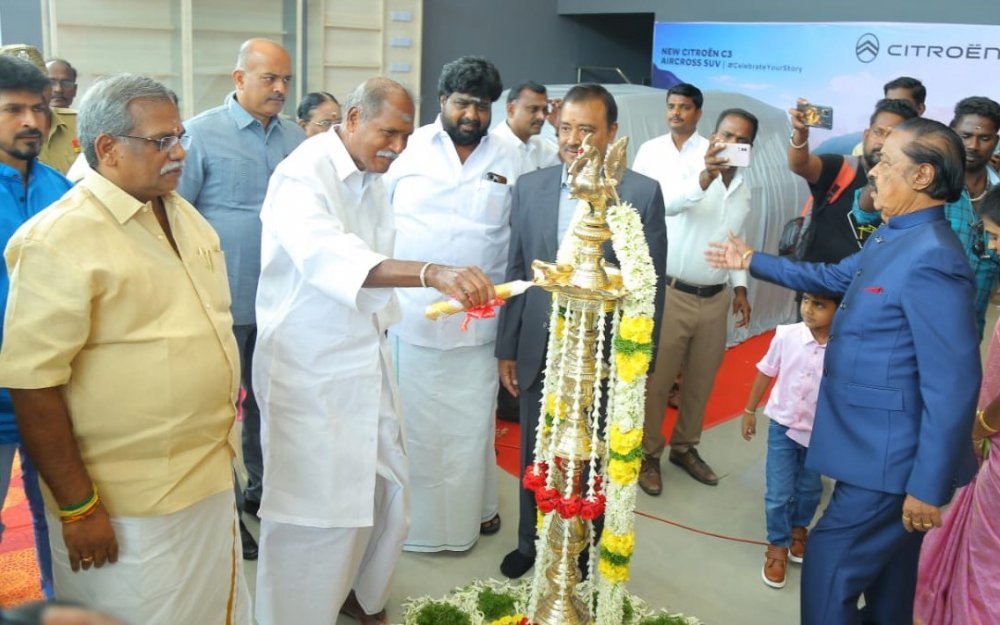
[495,83,667,579]
[707,117,981,625]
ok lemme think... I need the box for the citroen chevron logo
[856,33,880,63]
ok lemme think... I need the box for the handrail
[576,65,632,84]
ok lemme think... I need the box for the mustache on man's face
[160,161,184,175]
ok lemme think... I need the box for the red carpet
[0,455,45,607]
[496,330,775,476]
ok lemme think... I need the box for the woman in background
[297,91,341,137]
[914,184,1000,625]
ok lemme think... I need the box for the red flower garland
[522,462,549,491]
[537,487,560,513]
[523,461,606,520]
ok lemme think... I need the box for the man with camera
[634,93,757,495]
[788,98,917,264]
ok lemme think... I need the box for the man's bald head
[235,38,290,72]
[338,77,414,174]
[232,38,293,126]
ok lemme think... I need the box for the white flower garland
[597,201,656,625]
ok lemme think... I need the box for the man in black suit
[495,83,667,578]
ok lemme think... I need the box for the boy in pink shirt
[743,292,838,589]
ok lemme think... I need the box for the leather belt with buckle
[666,275,725,298]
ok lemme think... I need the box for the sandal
[340,590,388,625]
[480,513,502,535]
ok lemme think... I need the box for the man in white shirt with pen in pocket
[384,56,523,554]
[634,96,759,495]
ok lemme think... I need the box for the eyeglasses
[115,134,191,152]
[309,119,338,128]
[49,78,76,90]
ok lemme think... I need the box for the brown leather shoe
[340,590,388,625]
[638,454,662,496]
[789,526,807,564]
[668,448,719,485]
[762,544,788,589]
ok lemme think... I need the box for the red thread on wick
[460,298,506,331]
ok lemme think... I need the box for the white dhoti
[47,489,251,625]
[393,337,498,552]
[255,359,409,625]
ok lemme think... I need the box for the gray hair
[77,74,175,168]
[343,77,413,123]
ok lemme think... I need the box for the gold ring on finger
[81,556,94,563]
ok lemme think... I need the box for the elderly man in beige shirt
[0,74,250,624]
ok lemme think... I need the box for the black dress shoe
[240,518,258,560]
[243,498,261,519]
[500,549,534,579]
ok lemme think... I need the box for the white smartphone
[717,143,752,167]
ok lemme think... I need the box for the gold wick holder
[529,135,630,625]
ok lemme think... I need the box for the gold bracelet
[741,249,753,269]
[978,409,999,435]
[743,408,757,415]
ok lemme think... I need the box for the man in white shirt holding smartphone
[633,97,759,495]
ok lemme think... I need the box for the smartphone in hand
[717,143,752,167]
[798,103,834,129]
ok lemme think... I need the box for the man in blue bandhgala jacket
[707,117,980,625]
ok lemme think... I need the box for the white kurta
[254,128,405,529]
[384,118,522,551]
[252,128,409,620]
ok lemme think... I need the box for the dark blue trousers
[802,482,924,625]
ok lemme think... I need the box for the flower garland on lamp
[405,135,702,625]
[596,201,656,623]
[520,198,655,625]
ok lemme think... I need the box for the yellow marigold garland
[618,315,654,344]
[597,201,657,624]
[614,350,650,384]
